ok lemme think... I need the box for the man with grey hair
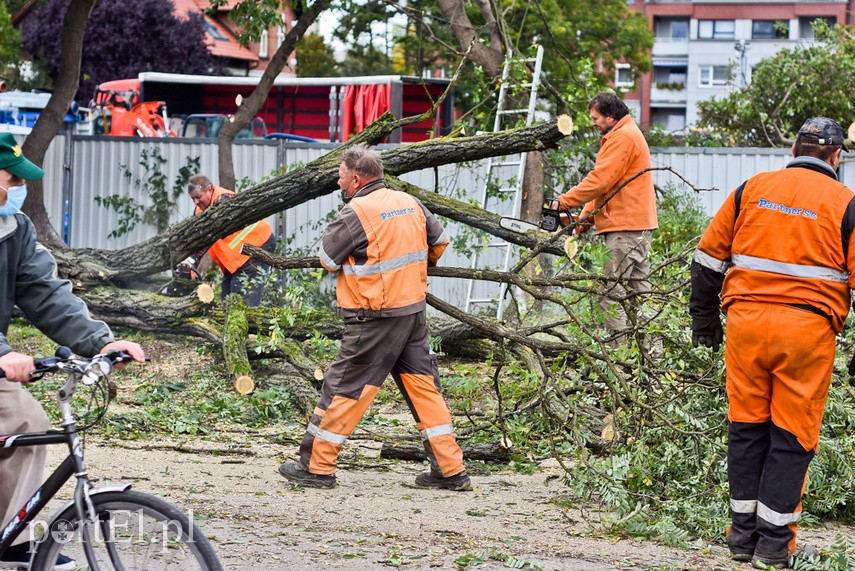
[279,144,470,490]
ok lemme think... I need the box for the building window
[615,64,634,88]
[651,109,686,132]
[259,30,269,58]
[203,18,228,42]
[698,20,736,40]
[699,65,730,87]
[655,17,689,40]
[799,16,836,39]
[653,66,687,90]
[752,20,788,40]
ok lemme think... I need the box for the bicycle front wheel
[30,489,223,571]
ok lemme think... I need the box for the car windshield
[182,115,266,139]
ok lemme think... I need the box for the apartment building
[623,0,851,132]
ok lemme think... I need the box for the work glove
[691,315,723,351]
[848,352,855,378]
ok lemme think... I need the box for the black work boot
[414,470,472,491]
[752,544,820,569]
[278,461,337,489]
[726,525,757,562]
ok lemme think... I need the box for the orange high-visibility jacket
[556,114,657,234]
[691,158,855,333]
[194,187,274,274]
[318,180,449,320]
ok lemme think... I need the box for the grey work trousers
[0,379,51,547]
[600,230,653,343]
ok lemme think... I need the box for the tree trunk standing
[52,115,572,284]
[520,151,544,221]
[217,0,332,189]
[518,151,549,315]
[21,0,99,246]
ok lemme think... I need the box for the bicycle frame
[0,362,124,564]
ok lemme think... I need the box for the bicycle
[0,347,224,570]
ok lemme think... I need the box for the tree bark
[52,115,572,284]
[21,0,99,247]
[223,295,254,394]
[380,441,511,462]
[435,0,505,78]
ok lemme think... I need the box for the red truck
[89,78,176,137]
[91,72,455,142]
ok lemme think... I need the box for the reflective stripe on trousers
[299,312,465,477]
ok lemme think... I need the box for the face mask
[0,184,27,217]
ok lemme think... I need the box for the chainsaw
[498,202,586,235]
[498,202,590,259]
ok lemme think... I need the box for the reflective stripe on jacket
[194,187,274,274]
[556,114,657,234]
[318,180,449,319]
[691,158,855,332]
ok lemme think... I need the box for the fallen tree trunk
[52,114,573,285]
[380,441,512,462]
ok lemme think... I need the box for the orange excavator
[89,79,176,137]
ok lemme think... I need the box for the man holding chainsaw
[548,92,657,346]
[184,174,275,306]
[689,117,851,568]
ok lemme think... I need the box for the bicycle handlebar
[0,346,135,380]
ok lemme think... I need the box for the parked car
[180,114,267,139]
[263,133,319,143]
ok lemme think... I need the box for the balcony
[650,82,688,104]
[653,37,689,57]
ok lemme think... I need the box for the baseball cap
[797,117,849,151]
[0,132,45,180]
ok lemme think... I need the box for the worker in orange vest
[185,174,275,305]
[690,117,851,568]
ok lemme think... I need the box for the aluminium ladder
[463,45,544,319]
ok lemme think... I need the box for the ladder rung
[489,160,523,168]
[468,298,496,304]
[498,109,530,115]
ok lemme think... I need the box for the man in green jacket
[0,133,145,570]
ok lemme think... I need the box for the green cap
[0,132,45,181]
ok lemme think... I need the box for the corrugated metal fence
[31,134,855,311]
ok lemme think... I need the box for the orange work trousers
[298,311,465,478]
[724,301,835,561]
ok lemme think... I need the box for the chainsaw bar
[499,217,542,234]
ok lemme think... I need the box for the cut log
[233,375,254,395]
[197,283,215,304]
[380,441,512,462]
[223,295,254,394]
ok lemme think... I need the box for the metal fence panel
[37,137,855,312]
